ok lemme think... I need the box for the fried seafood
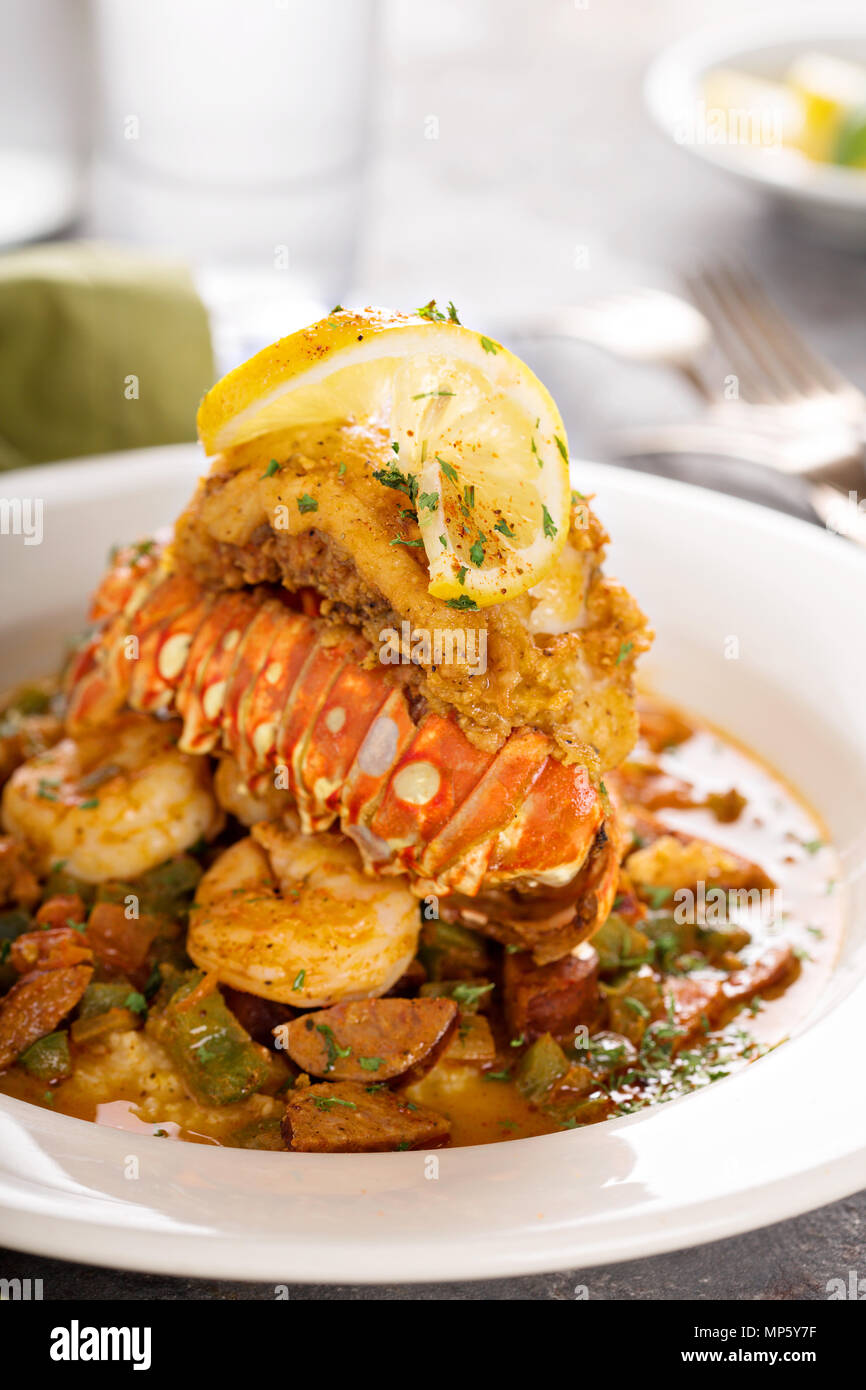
[173,425,650,770]
[186,823,421,1006]
[64,548,620,955]
[1,714,223,882]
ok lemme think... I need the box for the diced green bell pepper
[19,1029,72,1082]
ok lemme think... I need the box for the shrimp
[213,754,293,827]
[0,713,223,883]
[187,821,420,1007]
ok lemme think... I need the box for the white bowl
[644,9,866,245]
[0,444,864,1282]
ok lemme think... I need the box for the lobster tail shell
[66,551,618,919]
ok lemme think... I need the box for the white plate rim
[0,445,864,1285]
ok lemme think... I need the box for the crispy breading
[172,423,652,773]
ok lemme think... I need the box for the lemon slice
[197,305,571,608]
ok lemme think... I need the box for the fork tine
[685,270,783,403]
[709,265,813,400]
[730,264,845,394]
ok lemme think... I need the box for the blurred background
[1,0,865,508]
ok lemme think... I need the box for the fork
[613,264,866,545]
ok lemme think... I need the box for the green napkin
[0,242,215,470]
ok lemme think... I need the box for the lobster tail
[65,547,620,946]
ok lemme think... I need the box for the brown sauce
[0,696,846,1149]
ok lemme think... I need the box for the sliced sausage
[721,944,797,1006]
[282,1080,451,1152]
[0,963,93,1069]
[665,944,797,1042]
[10,926,93,974]
[504,946,599,1042]
[283,997,458,1082]
[663,973,724,1040]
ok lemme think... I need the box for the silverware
[684,265,866,491]
[500,288,711,371]
[612,264,866,547]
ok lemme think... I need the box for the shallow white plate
[645,9,866,245]
[0,445,864,1283]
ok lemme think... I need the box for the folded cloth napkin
[0,242,214,470]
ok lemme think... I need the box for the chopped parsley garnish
[469,533,486,567]
[390,537,424,547]
[623,996,651,1019]
[313,1096,357,1111]
[554,435,568,461]
[292,969,306,990]
[436,456,458,485]
[452,982,494,1008]
[542,505,557,539]
[359,1057,383,1072]
[297,494,318,514]
[260,459,281,479]
[415,299,462,324]
[411,389,455,400]
[480,335,498,354]
[446,595,479,610]
[615,641,634,665]
[316,1024,352,1072]
[642,885,673,910]
[494,518,514,538]
[124,991,147,1015]
[338,461,347,477]
[416,300,445,321]
[391,441,400,454]
[418,491,439,512]
[463,484,475,510]
[439,534,448,548]
[801,838,824,855]
[330,304,344,313]
[484,1070,511,1081]
[79,798,100,810]
[373,465,418,503]
[457,565,468,585]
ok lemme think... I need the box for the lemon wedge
[197,305,571,608]
[785,52,866,162]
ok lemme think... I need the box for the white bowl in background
[645,9,866,245]
[0,445,864,1282]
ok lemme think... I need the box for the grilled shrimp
[1,713,223,882]
[187,821,420,1007]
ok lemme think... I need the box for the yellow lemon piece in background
[785,52,866,162]
[197,305,571,608]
